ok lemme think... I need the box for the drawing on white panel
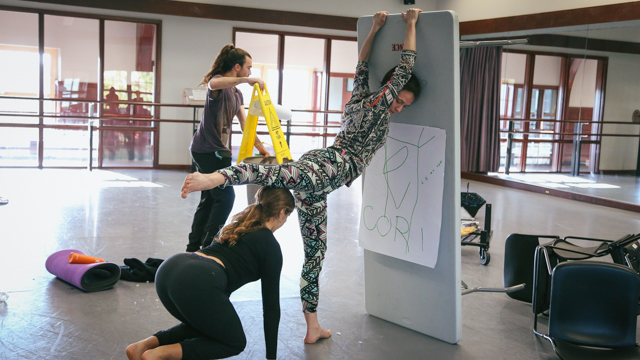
[358,122,446,268]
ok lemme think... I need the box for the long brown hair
[200,44,252,86]
[380,66,422,99]
[217,187,295,246]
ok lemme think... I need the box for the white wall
[435,0,634,21]
[568,59,597,108]
[501,52,526,83]
[177,0,438,17]
[533,55,562,86]
[175,0,633,24]
[600,52,640,170]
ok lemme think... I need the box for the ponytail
[200,44,252,86]
[217,187,294,246]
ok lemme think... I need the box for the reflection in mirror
[475,21,640,175]
[555,23,640,175]
[500,51,527,173]
[526,54,562,172]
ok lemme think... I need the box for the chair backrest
[503,234,558,303]
[609,234,640,273]
[548,261,640,348]
[551,236,611,261]
[532,244,560,315]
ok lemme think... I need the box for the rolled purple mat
[45,249,120,292]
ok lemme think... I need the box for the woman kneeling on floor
[126,187,294,360]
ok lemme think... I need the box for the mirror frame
[460,2,640,37]
[459,2,640,176]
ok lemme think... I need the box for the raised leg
[181,172,225,198]
[182,148,350,199]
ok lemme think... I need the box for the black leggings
[154,253,246,359]
[188,151,235,252]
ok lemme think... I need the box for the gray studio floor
[0,168,639,359]
[490,172,640,206]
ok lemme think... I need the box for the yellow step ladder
[237,83,293,164]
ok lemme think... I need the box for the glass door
[0,9,159,169]
[102,20,157,167]
[43,15,99,167]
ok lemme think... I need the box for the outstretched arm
[358,11,387,63]
[208,76,265,91]
[363,9,421,112]
[401,8,422,51]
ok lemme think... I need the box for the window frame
[0,5,162,169]
[500,48,607,173]
[233,28,356,149]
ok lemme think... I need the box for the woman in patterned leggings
[181,8,423,344]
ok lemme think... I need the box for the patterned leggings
[216,147,352,313]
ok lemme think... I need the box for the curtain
[460,46,502,173]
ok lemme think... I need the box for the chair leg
[461,283,525,295]
[552,345,566,360]
[533,313,558,354]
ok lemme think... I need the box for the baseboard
[597,170,636,175]
[157,164,191,171]
[462,171,640,213]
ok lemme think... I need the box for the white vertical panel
[360,10,461,344]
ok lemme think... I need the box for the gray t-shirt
[190,75,244,153]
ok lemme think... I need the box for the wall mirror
[460,7,640,175]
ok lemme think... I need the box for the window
[102,20,157,167]
[499,50,606,173]
[0,10,39,167]
[0,8,160,169]
[234,29,357,159]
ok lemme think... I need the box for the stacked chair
[464,232,640,359]
[461,233,551,296]
[528,234,640,359]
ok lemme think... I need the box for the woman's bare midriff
[194,252,225,268]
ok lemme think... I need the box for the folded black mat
[120,257,164,282]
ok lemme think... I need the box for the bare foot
[303,312,332,344]
[304,327,332,344]
[181,172,219,199]
[140,344,182,360]
[126,337,159,360]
